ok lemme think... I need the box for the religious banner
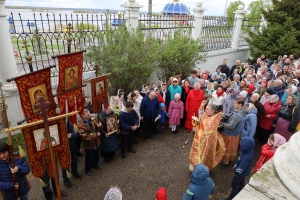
[56,51,84,123]
[21,118,70,178]
[14,67,56,123]
[91,74,109,113]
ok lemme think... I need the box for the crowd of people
[1,54,300,200]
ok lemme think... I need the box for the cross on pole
[67,23,73,37]
[34,97,62,200]
[22,41,30,55]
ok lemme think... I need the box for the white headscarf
[104,187,122,200]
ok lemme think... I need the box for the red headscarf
[247,84,255,94]
[216,87,224,98]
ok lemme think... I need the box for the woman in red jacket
[185,82,205,133]
[256,94,281,143]
[254,133,286,173]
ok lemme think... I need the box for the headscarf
[193,82,200,90]
[206,82,215,95]
[248,103,256,110]
[270,94,279,103]
[260,80,268,88]
[104,187,122,200]
[273,134,286,148]
[247,84,255,95]
[291,86,297,94]
[216,87,224,98]
[174,93,181,100]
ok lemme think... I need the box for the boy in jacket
[219,136,255,200]
[0,141,30,200]
[119,101,140,159]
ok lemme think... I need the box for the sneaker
[63,181,73,188]
[85,171,92,176]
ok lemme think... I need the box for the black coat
[274,104,300,132]
[181,86,193,105]
[218,65,230,78]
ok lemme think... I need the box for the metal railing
[200,16,235,52]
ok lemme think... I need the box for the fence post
[192,2,205,40]
[121,0,143,30]
[0,0,18,91]
[231,5,246,50]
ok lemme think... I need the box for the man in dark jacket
[0,142,30,200]
[218,59,230,78]
[230,60,243,77]
[140,91,160,142]
[119,101,140,159]
[249,93,264,119]
[219,137,255,200]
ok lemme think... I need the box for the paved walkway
[26,126,261,200]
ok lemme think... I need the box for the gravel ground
[19,126,261,200]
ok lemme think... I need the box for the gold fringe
[73,124,79,133]
[66,170,71,178]
[39,179,48,187]
[18,145,27,157]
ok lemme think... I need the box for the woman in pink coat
[168,93,184,134]
[257,94,281,143]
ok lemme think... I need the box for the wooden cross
[22,41,30,55]
[34,97,62,200]
[67,23,73,37]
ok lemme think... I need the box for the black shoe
[174,130,178,133]
[143,138,147,142]
[77,152,85,157]
[104,156,110,162]
[54,191,68,197]
[133,140,138,144]
[63,181,73,188]
[85,171,92,176]
[92,165,100,170]
[148,135,154,139]
[127,148,136,153]
[72,173,82,178]
[122,153,126,159]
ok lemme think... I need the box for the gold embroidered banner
[21,118,70,178]
[57,52,84,123]
[91,75,109,113]
[14,67,56,123]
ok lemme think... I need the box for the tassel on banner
[39,179,48,187]
[73,124,79,133]
[66,170,71,179]
[18,145,27,157]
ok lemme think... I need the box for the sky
[5,0,255,16]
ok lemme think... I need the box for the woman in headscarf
[206,82,215,95]
[260,88,274,105]
[208,85,227,112]
[257,94,281,143]
[181,79,193,127]
[209,74,219,83]
[280,86,299,105]
[223,89,238,115]
[117,93,125,109]
[254,133,286,173]
[100,106,118,162]
[246,83,256,99]
[273,94,299,141]
[258,80,268,97]
[140,84,149,97]
[185,82,205,133]
[188,101,225,171]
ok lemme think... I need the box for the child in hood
[219,136,255,200]
[254,134,286,173]
[182,164,215,200]
[157,103,168,132]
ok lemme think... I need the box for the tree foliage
[87,25,159,94]
[157,28,205,82]
[242,0,263,33]
[226,0,245,26]
[247,0,300,61]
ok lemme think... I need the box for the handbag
[292,106,300,132]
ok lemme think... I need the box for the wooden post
[34,97,62,200]
[94,65,99,77]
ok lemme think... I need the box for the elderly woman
[185,82,205,133]
[209,85,227,111]
[281,86,299,105]
[209,74,219,83]
[273,94,299,141]
[256,94,281,143]
[260,88,274,105]
[271,79,284,99]
[188,100,225,171]
[100,106,118,162]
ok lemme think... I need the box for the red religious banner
[56,51,84,122]
[21,118,70,178]
[14,67,56,123]
[91,75,109,112]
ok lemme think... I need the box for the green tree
[243,0,263,33]
[157,27,206,81]
[87,25,159,94]
[247,0,300,61]
[226,0,245,26]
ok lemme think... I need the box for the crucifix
[66,23,73,53]
[22,41,33,72]
[34,96,62,200]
